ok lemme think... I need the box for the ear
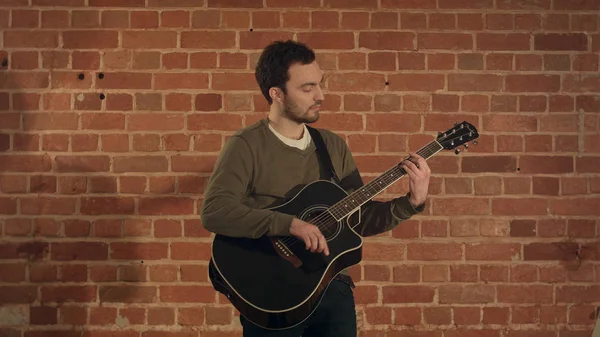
[269,87,284,104]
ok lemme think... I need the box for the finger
[413,159,426,172]
[304,235,311,250]
[315,230,329,256]
[402,160,419,175]
[310,233,319,253]
[315,234,323,253]
[401,162,415,177]
[317,233,327,255]
[418,160,431,174]
[322,237,330,256]
[409,152,424,160]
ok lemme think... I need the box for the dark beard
[283,97,320,124]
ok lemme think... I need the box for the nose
[315,86,324,101]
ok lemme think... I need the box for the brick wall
[1,0,599,336]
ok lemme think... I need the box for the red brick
[147,307,175,325]
[82,113,125,130]
[506,75,561,92]
[363,264,390,282]
[97,72,152,89]
[181,31,236,49]
[80,197,135,215]
[407,243,462,260]
[477,33,530,50]
[328,73,386,91]
[462,156,517,173]
[448,74,503,91]
[466,243,521,260]
[19,197,76,215]
[170,242,211,260]
[359,32,414,50]
[1,72,49,90]
[423,307,452,325]
[0,242,49,261]
[388,74,444,91]
[0,263,26,282]
[418,33,472,50]
[99,286,157,303]
[492,198,548,216]
[188,114,242,131]
[365,113,420,132]
[535,33,588,51]
[433,198,490,216]
[380,0,435,8]
[0,285,37,304]
[362,242,405,261]
[205,306,233,325]
[564,74,600,92]
[483,115,537,132]
[155,73,209,90]
[139,197,195,215]
[41,285,96,302]
[89,306,117,325]
[180,265,208,282]
[382,286,435,303]
[453,307,481,325]
[150,264,178,282]
[63,31,118,49]
[520,155,574,174]
[128,114,184,131]
[550,197,600,216]
[498,285,554,303]
[432,94,459,111]
[30,306,58,325]
[458,53,484,70]
[439,285,495,304]
[5,31,59,48]
[51,242,108,261]
[160,286,215,303]
[111,243,168,260]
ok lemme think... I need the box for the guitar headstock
[437,121,479,154]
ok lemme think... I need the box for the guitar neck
[328,140,444,221]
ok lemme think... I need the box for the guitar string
[277,140,442,246]
[277,140,444,248]
[276,128,469,247]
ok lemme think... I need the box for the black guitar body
[208,180,363,330]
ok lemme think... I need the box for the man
[201,40,431,336]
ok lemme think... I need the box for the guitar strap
[306,125,342,186]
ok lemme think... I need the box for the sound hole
[299,205,341,241]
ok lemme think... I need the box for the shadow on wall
[0,10,221,337]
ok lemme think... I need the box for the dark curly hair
[255,40,316,105]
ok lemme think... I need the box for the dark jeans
[240,278,357,337]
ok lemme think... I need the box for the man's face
[280,61,325,124]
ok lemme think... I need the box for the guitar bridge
[270,238,302,268]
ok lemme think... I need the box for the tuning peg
[472,140,478,145]
[454,122,459,126]
[455,148,461,155]
[464,144,469,150]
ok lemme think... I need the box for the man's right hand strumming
[289,218,330,256]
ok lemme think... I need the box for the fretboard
[328,140,444,221]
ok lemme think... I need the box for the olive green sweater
[201,118,424,240]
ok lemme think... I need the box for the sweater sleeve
[200,135,295,238]
[337,139,425,237]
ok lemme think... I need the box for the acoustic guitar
[208,121,479,330]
